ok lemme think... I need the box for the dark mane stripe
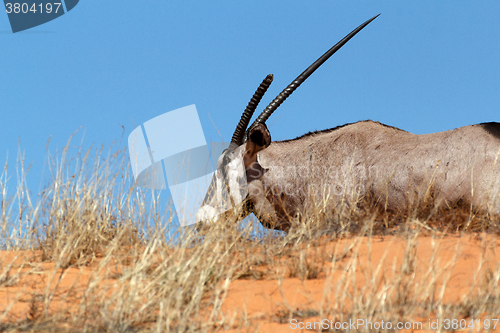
[276,120,407,143]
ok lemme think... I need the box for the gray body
[248,121,500,230]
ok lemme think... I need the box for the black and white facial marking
[195,145,249,226]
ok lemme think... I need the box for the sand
[1,234,499,332]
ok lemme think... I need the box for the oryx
[196,15,500,232]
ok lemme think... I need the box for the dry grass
[1,136,500,332]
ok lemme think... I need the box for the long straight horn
[249,14,380,128]
[230,74,274,147]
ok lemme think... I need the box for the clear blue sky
[1,1,499,199]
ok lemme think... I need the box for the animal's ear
[246,123,271,156]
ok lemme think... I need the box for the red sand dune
[1,234,500,332]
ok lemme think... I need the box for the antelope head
[195,15,379,231]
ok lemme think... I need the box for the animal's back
[257,120,500,219]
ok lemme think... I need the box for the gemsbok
[195,15,500,232]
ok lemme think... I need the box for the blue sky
[1,1,499,208]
